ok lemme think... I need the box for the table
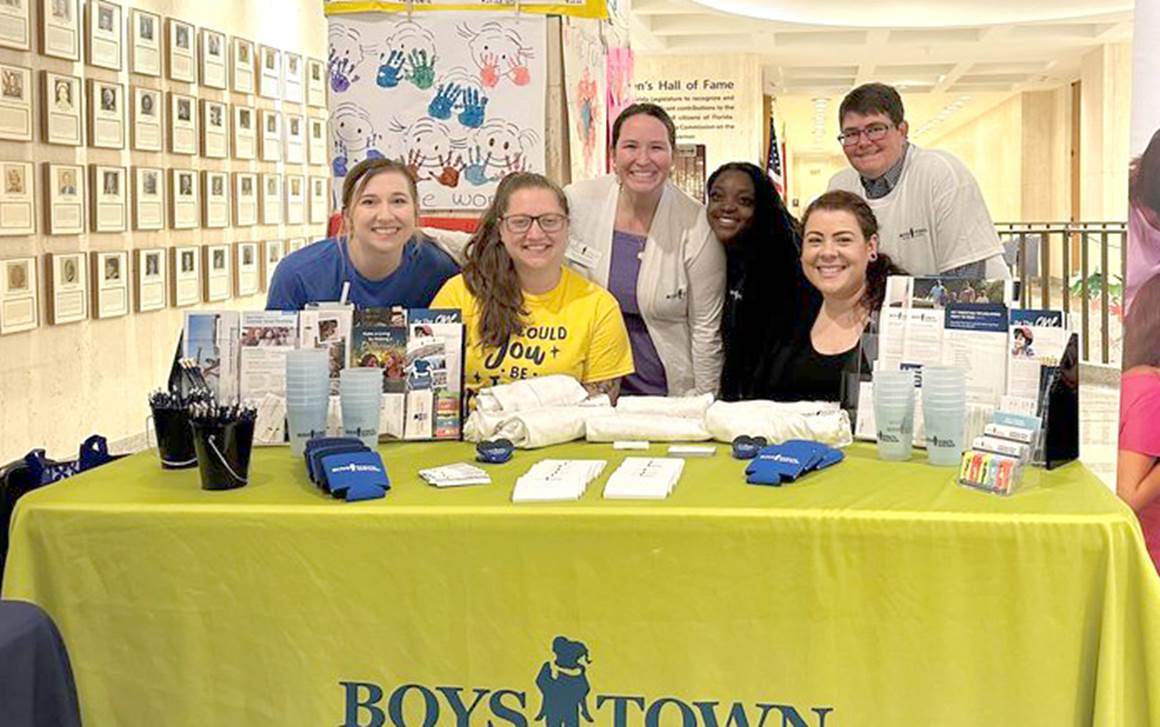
[3,442,1160,726]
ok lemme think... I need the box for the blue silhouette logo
[535,636,593,727]
[337,634,836,727]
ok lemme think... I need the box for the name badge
[565,241,601,269]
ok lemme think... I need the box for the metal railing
[995,221,1127,366]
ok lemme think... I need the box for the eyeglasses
[501,213,567,234]
[837,122,894,147]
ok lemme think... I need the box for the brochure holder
[350,307,467,442]
[174,308,467,444]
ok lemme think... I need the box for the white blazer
[564,175,725,396]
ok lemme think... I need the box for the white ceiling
[628,0,1134,153]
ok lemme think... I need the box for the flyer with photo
[299,307,353,395]
[239,311,298,403]
[182,311,239,401]
[1006,309,1068,403]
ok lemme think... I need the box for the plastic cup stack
[340,367,384,448]
[285,349,330,456]
[873,368,916,461]
[921,366,967,466]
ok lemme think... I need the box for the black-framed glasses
[501,213,567,234]
[837,122,894,147]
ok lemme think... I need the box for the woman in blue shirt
[266,158,458,310]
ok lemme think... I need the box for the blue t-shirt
[265,236,459,311]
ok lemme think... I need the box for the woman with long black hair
[705,162,819,400]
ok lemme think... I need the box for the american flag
[766,115,786,199]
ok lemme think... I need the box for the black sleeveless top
[753,315,869,403]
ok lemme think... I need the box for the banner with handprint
[327,13,547,210]
[561,18,607,183]
[325,0,608,21]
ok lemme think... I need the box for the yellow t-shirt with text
[431,268,635,395]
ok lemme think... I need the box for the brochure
[239,311,298,404]
[352,309,408,394]
[182,311,240,401]
[299,307,353,395]
[1006,309,1068,403]
[179,307,465,443]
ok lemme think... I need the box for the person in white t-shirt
[827,83,1010,279]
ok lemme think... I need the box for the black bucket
[152,407,197,469]
[190,419,255,491]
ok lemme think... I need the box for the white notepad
[603,457,685,499]
[419,463,491,488]
[512,459,607,502]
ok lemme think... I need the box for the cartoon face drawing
[327,25,364,93]
[384,20,436,63]
[458,22,533,89]
[462,119,537,185]
[392,116,460,187]
[374,20,438,90]
[330,102,384,177]
[405,117,455,169]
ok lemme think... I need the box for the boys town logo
[339,635,834,727]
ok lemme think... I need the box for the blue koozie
[746,453,809,481]
[746,467,784,486]
[305,437,364,474]
[745,440,845,488]
[307,442,369,485]
[780,440,846,470]
[813,447,845,470]
[321,451,390,500]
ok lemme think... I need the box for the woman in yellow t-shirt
[431,172,634,401]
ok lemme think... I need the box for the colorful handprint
[376,49,405,88]
[406,49,437,90]
[458,87,489,129]
[327,25,364,94]
[427,83,463,120]
[458,22,534,90]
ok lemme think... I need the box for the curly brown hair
[462,172,570,349]
[801,190,907,312]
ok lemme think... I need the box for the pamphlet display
[855,276,1075,451]
[181,307,465,444]
[351,307,465,441]
[847,275,1079,482]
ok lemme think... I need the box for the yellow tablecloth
[4,443,1160,726]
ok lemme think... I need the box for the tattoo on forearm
[583,378,621,404]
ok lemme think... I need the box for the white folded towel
[585,413,711,442]
[615,392,715,419]
[704,400,853,447]
[475,375,589,414]
[464,401,614,448]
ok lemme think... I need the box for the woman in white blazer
[564,104,725,396]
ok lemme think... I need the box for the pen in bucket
[148,387,213,470]
[188,402,258,490]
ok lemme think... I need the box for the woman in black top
[705,162,819,400]
[756,190,906,402]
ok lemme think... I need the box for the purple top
[608,230,667,395]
